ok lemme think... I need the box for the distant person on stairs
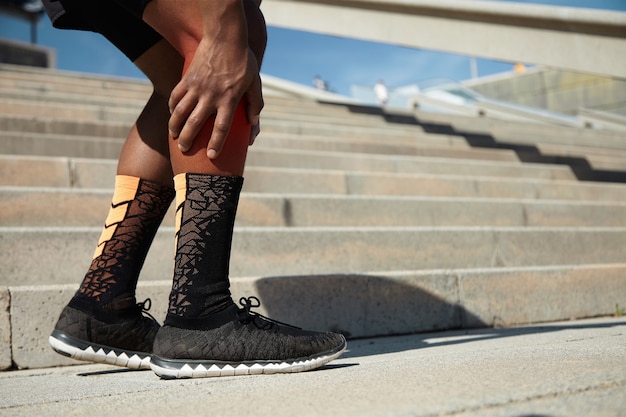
[42,0,346,379]
[374,79,389,107]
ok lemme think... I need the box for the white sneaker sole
[49,331,152,370]
[150,340,347,379]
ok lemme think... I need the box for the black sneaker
[150,297,347,379]
[48,298,159,370]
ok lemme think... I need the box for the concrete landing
[1,316,624,417]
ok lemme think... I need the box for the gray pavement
[1,316,625,417]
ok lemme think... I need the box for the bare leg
[137,0,346,380]
[117,39,183,185]
[142,0,267,176]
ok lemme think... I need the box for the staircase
[1,63,625,371]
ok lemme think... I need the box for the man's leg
[72,41,180,310]
[141,0,346,379]
[49,40,181,369]
[139,0,263,322]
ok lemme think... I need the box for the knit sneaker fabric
[48,298,160,369]
[151,297,347,379]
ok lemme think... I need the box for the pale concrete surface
[4,266,625,370]
[262,0,626,79]
[5,188,626,228]
[0,287,10,370]
[1,316,624,417]
[6,155,626,201]
[4,226,626,286]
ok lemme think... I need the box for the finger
[207,108,235,159]
[168,93,198,140]
[168,81,186,116]
[176,101,212,152]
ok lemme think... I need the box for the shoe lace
[237,296,301,330]
[137,298,158,325]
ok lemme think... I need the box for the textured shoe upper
[153,297,346,362]
[54,299,160,353]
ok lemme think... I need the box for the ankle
[164,302,237,330]
[68,293,139,322]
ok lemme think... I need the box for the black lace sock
[165,173,244,328]
[71,175,174,314]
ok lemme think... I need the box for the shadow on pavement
[340,318,625,359]
[248,272,625,359]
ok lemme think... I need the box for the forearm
[199,0,248,48]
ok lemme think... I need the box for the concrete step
[0,92,423,139]
[253,132,521,162]
[4,187,626,228]
[535,142,626,171]
[18,120,626,176]
[0,65,152,101]
[0,114,131,138]
[0,96,142,124]
[2,225,625,286]
[3,127,623,180]
[4,63,625,150]
[3,98,624,174]
[5,126,626,175]
[2,64,625,376]
[0,91,417,133]
[416,108,626,151]
[3,155,626,201]
[0,99,535,173]
[246,147,572,180]
[0,129,521,164]
[3,263,625,369]
[0,146,576,184]
[0,112,423,144]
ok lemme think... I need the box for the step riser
[0,95,420,132]
[2,136,554,179]
[3,85,625,149]
[0,99,140,124]
[417,111,626,149]
[2,157,624,201]
[0,114,418,140]
[4,264,625,370]
[0,131,522,164]
[246,149,574,180]
[3,190,626,228]
[2,227,625,286]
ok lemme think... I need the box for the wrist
[202,0,248,43]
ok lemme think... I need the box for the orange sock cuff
[173,173,187,239]
[93,175,141,259]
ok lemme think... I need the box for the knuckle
[170,105,186,118]
[185,115,202,127]
[214,121,230,132]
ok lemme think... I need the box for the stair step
[2,63,625,373]
[3,187,626,228]
[0,148,577,185]
[0,129,521,163]
[2,155,625,200]
[416,109,626,151]
[2,226,625,286]
[5,262,625,369]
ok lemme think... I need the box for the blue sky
[1,0,624,96]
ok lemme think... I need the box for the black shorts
[42,0,162,61]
